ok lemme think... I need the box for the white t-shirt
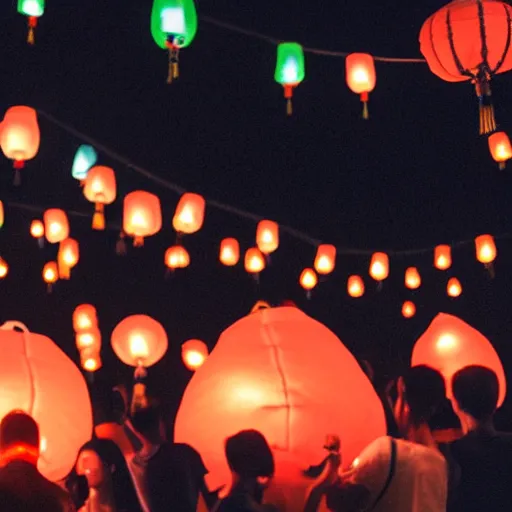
[348,436,447,512]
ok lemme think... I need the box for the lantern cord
[200,15,426,63]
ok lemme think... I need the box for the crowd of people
[0,363,510,511]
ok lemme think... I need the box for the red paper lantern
[182,339,209,371]
[488,131,512,169]
[475,234,497,264]
[83,166,117,230]
[43,209,69,244]
[256,220,279,255]
[244,248,266,274]
[419,0,512,134]
[0,257,8,279]
[347,275,365,298]
[173,193,205,234]
[411,313,506,406]
[164,245,190,269]
[0,321,92,481]
[447,277,462,297]
[174,305,385,496]
[405,267,421,290]
[219,238,240,266]
[73,304,98,333]
[369,252,389,282]
[402,300,416,318]
[434,245,452,270]
[299,268,317,291]
[123,191,162,246]
[345,53,376,119]
[314,245,336,275]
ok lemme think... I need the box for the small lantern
[475,234,496,264]
[0,201,4,228]
[348,275,365,298]
[434,245,452,270]
[274,42,305,115]
[369,252,389,283]
[83,166,117,230]
[447,277,462,298]
[123,191,162,246]
[300,268,317,298]
[0,257,8,279]
[172,193,205,234]
[219,238,240,266]
[43,209,69,244]
[405,267,421,290]
[164,245,190,270]
[80,347,102,373]
[43,262,58,292]
[346,53,377,119]
[76,329,102,352]
[488,132,512,169]
[17,0,45,44]
[72,145,97,183]
[314,245,336,275]
[73,305,98,333]
[402,301,416,318]
[256,220,279,255]
[30,219,44,248]
[58,238,79,280]
[244,248,266,274]
[182,339,209,371]
[0,106,40,184]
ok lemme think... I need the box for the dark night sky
[0,1,512,426]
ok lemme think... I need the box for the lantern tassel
[37,238,44,249]
[116,232,127,255]
[166,44,179,84]
[133,236,144,248]
[27,17,37,45]
[92,203,105,230]
[47,284,53,294]
[377,281,383,292]
[284,85,294,116]
[475,78,496,135]
[13,169,21,187]
[306,290,311,300]
[486,263,496,279]
[131,382,148,415]
[361,92,369,120]
[286,98,293,116]
[499,161,506,170]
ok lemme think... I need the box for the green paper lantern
[17,0,45,17]
[72,145,97,182]
[151,0,198,50]
[274,42,305,116]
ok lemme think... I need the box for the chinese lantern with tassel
[256,220,279,255]
[346,53,376,119]
[182,339,209,371]
[447,277,462,298]
[274,42,305,116]
[434,245,452,270]
[419,0,512,135]
[123,191,162,247]
[219,238,240,266]
[348,275,365,298]
[151,0,198,83]
[57,238,79,280]
[488,131,512,169]
[17,0,45,44]
[300,268,317,299]
[72,145,97,184]
[0,257,8,279]
[0,106,40,185]
[475,234,496,277]
[30,219,45,248]
[314,244,336,275]
[43,261,58,293]
[43,209,69,244]
[173,193,205,235]
[83,166,117,230]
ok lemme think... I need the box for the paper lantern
[151,0,198,82]
[434,245,452,270]
[71,145,97,182]
[123,191,162,246]
[244,248,266,274]
[402,300,416,318]
[76,329,102,352]
[314,245,336,275]
[419,0,512,134]
[182,339,209,371]
[30,219,44,239]
[299,268,317,296]
[43,262,58,289]
[57,238,79,280]
[80,347,102,373]
[174,305,386,495]
[369,252,389,282]
[274,42,305,115]
[256,220,279,255]
[0,320,92,481]
[73,304,98,333]
[405,267,421,289]
[347,275,365,298]
[173,193,205,234]
[111,315,168,370]
[83,166,117,230]
[0,201,4,228]
[0,257,8,279]
[43,209,69,244]
[411,313,506,406]
[0,106,40,183]
[447,277,462,297]
[219,238,240,266]
[164,245,190,269]
[17,0,45,43]
[345,53,376,119]
[488,131,512,169]
[475,234,497,264]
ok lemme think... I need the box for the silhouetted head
[130,403,166,444]
[0,410,39,464]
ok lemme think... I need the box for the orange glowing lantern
[83,166,117,230]
[164,245,190,270]
[256,220,279,255]
[80,347,102,373]
[43,209,69,244]
[75,329,102,352]
[219,238,240,266]
[475,234,496,264]
[402,301,416,318]
[314,245,336,275]
[0,201,3,228]
[369,252,389,282]
[73,304,98,333]
[488,131,512,169]
[347,275,365,297]
[345,53,376,119]
[30,219,44,247]
[0,106,40,184]
[57,238,79,280]
[182,339,209,371]
[0,320,92,481]
[405,267,421,290]
[172,193,205,234]
[174,304,386,496]
[300,268,317,295]
[244,248,266,274]
[123,191,162,247]
[42,261,58,292]
[447,277,462,297]
[0,257,8,279]
[411,313,506,406]
[434,245,452,270]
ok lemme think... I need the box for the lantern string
[200,15,426,63]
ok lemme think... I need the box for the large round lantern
[174,305,386,497]
[0,321,92,481]
[83,166,117,231]
[411,313,506,406]
[123,191,162,246]
[419,0,512,135]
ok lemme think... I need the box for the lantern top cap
[0,321,29,333]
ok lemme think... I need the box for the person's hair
[452,365,499,421]
[402,365,446,426]
[130,403,163,441]
[0,410,39,450]
[225,430,274,479]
